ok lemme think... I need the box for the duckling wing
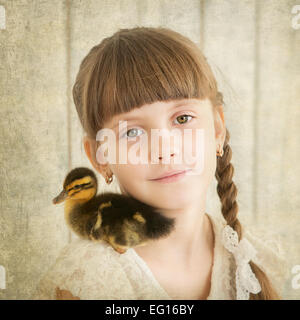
[100,207,146,247]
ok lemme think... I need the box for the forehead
[107,98,211,127]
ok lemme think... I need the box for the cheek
[182,126,215,168]
[112,164,146,188]
[183,126,216,189]
[200,127,217,186]
[115,139,149,166]
[115,165,156,204]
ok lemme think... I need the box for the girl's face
[94,98,225,212]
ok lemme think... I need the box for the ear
[83,136,111,179]
[213,104,226,149]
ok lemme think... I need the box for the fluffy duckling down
[52,167,176,254]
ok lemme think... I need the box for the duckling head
[52,167,98,204]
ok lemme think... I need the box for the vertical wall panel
[0,0,69,299]
[202,0,256,226]
[255,0,300,299]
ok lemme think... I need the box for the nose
[154,129,180,164]
[158,152,175,161]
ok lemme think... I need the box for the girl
[32,26,287,300]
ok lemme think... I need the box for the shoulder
[31,238,136,299]
[53,237,119,265]
[45,238,122,276]
[242,224,289,298]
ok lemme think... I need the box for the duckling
[52,167,176,254]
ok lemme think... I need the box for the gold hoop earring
[105,174,113,184]
[216,145,224,157]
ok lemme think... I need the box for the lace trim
[243,226,288,297]
[222,225,262,299]
[206,214,235,299]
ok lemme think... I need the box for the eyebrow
[110,99,197,130]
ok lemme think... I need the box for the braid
[214,94,280,300]
[215,128,242,237]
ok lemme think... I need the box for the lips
[150,169,190,181]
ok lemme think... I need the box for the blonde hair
[72,26,280,299]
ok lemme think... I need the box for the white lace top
[30,213,288,300]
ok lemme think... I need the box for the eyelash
[120,113,195,140]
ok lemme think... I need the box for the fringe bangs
[82,27,217,138]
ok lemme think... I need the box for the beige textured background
[0,0,299,299]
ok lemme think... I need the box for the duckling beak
[52,190,68,204]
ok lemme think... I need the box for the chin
[156,197,193,210]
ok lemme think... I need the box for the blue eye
[121,128,143,139]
